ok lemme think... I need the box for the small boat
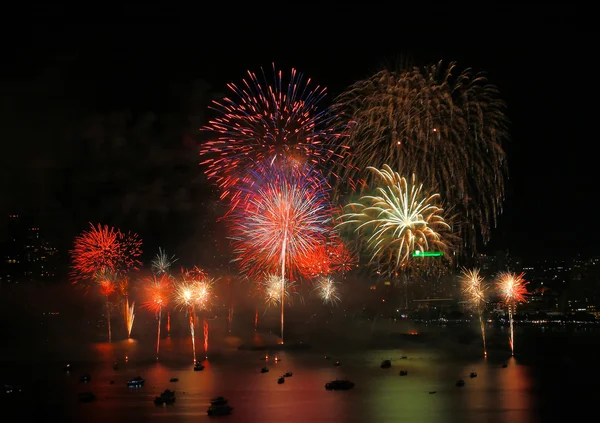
[284,372,293,377]
[64,363,72,372]
[502,363,508,368]
[334,360,341,366]
[113,362,119,371]
[170,377,179,382]
[80,374,91,383]
[261,367,269,373]
[401,355,408,359]
[399,370,408,376]
[210,396,228,406]
[456,379,465,387]
[381,360,392,369]
[207,405,233,416]
[469,372,477,378]
[4,384,23,394]
[277,376,285,384]
[109,381,115,384]
[127,376,145,387]
[324,355,330,360]
[429,391,436,394]
[325,379,355,390]
[194,363,205,371]
[154,395,176,405]
[161,389,175,398]
[78,392,96,402]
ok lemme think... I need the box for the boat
[127,376,145,387]
[170,377,179,382]
[78,392,96,402]
[381,360,392,368]
[207,405,233,416]
[334,360,341,366]
[325,379,355,390]
[502,363,508,368]
[210,396,228,406]
[429,391,436,394]
[456,379,465,387]
[277,376,285,384]
[469,372,477,378]
[64,363,72,372]
[4,384,23,394]
[154,395,175,405]
[80,374,91,383]
[161,389,175,398]
[401,355,408,359]
[399,370,408,376]
[261,367,269,373]
[113,362,119,371]
[194,363,205,371]
[284,372,293,377]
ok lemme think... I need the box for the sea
[1,313,599,423]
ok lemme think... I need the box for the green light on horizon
[412,250,444,257]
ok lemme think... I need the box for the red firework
[299,235,358,279]
[70,223,143,282]
[199,65,347,209]
[141,274,173,313]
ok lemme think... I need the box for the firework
[337,165,453,273]
[151,247,178,275]
[230,165,330,343]
[497,272,528,355]
[94,268,116,342]
[141,274,172,357]
[70,223,142,282]
[199,64,346,209]
[460,268,488,356]
[117,277,135,338]
[258,273,297,307]
[337,61,507,249]
[314,275,340,305]
[174,275,215,362]
[300,235,358,279]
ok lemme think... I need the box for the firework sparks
[141,274,172,357]
[70,223,142,282]
[300,235,358,279]
[460,268,488,356]
[497,272,528,355]
[337,165,453,273]
[117,277,135,338]
[314,276,340,305]
[151,247,178,275]
[337,61,507,249]
[199,64,346,209]
[230,165,330,343]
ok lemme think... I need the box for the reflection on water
[0,336,567,423]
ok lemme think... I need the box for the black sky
[1,5,597,262]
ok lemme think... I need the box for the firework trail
[337,165,454,273]
[314,275,341,305]
[118,277,135,338]
[70,223,143,283]
[230,165,330,343]
[151,247,178,275]
[497,272,528,355]
[94,268,116,342]
[141,274,172,357]
[460,268,488,357]
[199,64,346,211]
[337,61,507,250]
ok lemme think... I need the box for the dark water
[1,320,598,423]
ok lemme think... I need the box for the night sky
[1,5,595,264]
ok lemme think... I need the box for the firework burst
[142,274,172,357]
[337,165,454,273]
[199,64,346,209]
[258,273,297,307]
[460,268,488,356]
[299,235,357,279]
[337,61,507,249]
[94,268,116,342]
[314,276,340,305]
[151,248,178,275]
[230,165,330,343]
[70,223,142,283]
[496,272,528,355]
